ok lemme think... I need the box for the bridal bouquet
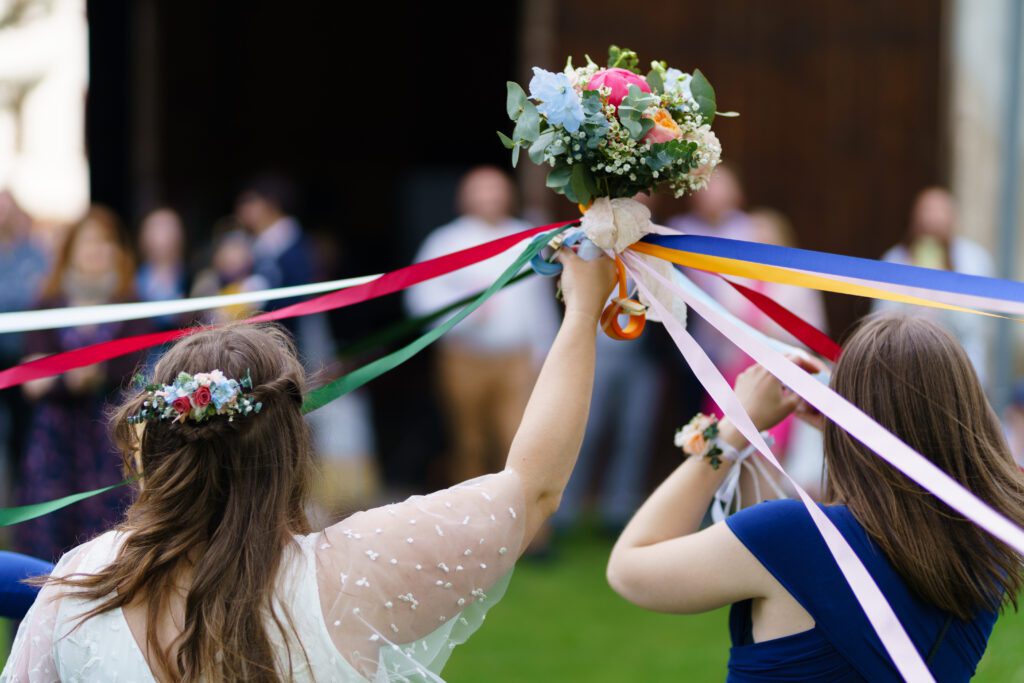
[499,45,725,205]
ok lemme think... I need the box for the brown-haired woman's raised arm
[501,248,617,544]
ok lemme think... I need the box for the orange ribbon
[600,256,647,340]
[576,201,647,341]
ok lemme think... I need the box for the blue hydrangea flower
[528,67,585,133]
[664,68,693,101]
[211,379,238,410]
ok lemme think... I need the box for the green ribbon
[302,228,562,413]
[0,227,565,527]
[0,479,137,527]
[337,270,535,360]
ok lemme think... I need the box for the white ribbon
[0,273,382,334]
[708,434,789,524]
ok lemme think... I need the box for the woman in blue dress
[608,315,1024,681]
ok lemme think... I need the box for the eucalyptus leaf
[528,130,555,164]
[513,101,541,143]
[511,143,521,168]
[548,138,567,156]
[690,69,717,125]
[581,164,599,196]
[546,165,572,188]
[506,81,528,120]
[496,130,515,150]
[646,68,665,94]
[570,162,592,205]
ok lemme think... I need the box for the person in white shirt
[405,167,559,483]
[871,187,995,388]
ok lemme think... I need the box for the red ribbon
[0,222,574,391]
[718,276,842,362]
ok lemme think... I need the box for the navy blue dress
[725,500,997,682]
[0,551,51,619]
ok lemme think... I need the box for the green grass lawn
[1,528,1021,680]
[445,527,1024,682]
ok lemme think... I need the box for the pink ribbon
[625,252,939,681]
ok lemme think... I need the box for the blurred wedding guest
[666,165,756,367]
[16,206,149,562]
[190,225,267,324]
[236,174,333,365]
[554,193,660,535]
[872,187,994,386]
[135,207,188,330]
[0,191,48,502]
[666,164,755,240]
[405,166,559,483]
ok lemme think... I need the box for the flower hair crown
[128,369,263,425]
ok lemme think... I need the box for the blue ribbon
[644,234,1024,303]
[529,230,587,277]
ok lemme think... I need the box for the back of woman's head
[824,315,1024,619]
[63,323,315,681]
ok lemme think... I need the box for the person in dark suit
[235,174,333,365]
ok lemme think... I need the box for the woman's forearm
[506,310,599,543]
[613,420,749,551]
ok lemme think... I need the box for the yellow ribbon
[630,242,1022,322]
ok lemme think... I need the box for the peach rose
[643,108,683,144]
[682,429,707,455]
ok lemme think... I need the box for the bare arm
[505,248,616,550]
[607,357,823,613]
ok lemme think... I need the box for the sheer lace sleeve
[313,468,527,680]
[0,544,87,683]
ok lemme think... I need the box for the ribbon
[0,221,574,391]
[719,276,842,362]
[632,242,1014,321]
[0,480,136,527]
[624,252,935,681]
[302,227,563,413]
[645,234,1024,305]
[627,250,1024,566]
[0,274,382,335]
[0,229,567,526]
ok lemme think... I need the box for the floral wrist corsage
[674,413,737,470]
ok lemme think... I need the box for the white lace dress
[1,470,526,682]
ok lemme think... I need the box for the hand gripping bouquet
[500,45,730,339]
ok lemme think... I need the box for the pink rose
[172,396,192,414]
[643,108,683,144]
[586,68,650,108]
[193,386,212,408]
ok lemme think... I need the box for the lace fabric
[1,469,526,682]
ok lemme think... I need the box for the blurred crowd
[0,166,1019,564]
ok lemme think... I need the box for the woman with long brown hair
[607,315,1024,681]
[17,206,149,562]
[2,248,616,681]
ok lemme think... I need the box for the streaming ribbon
[0,227,568,526]
[0,221,574,391]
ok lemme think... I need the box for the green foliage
[528,131,556,164]
[646,60,668,94]
[607,44,641,74]
[545,165,572,189]
[690,69,717,125]
[512,101,540,143]
[506,81,528,120]
[617,84,660,139]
